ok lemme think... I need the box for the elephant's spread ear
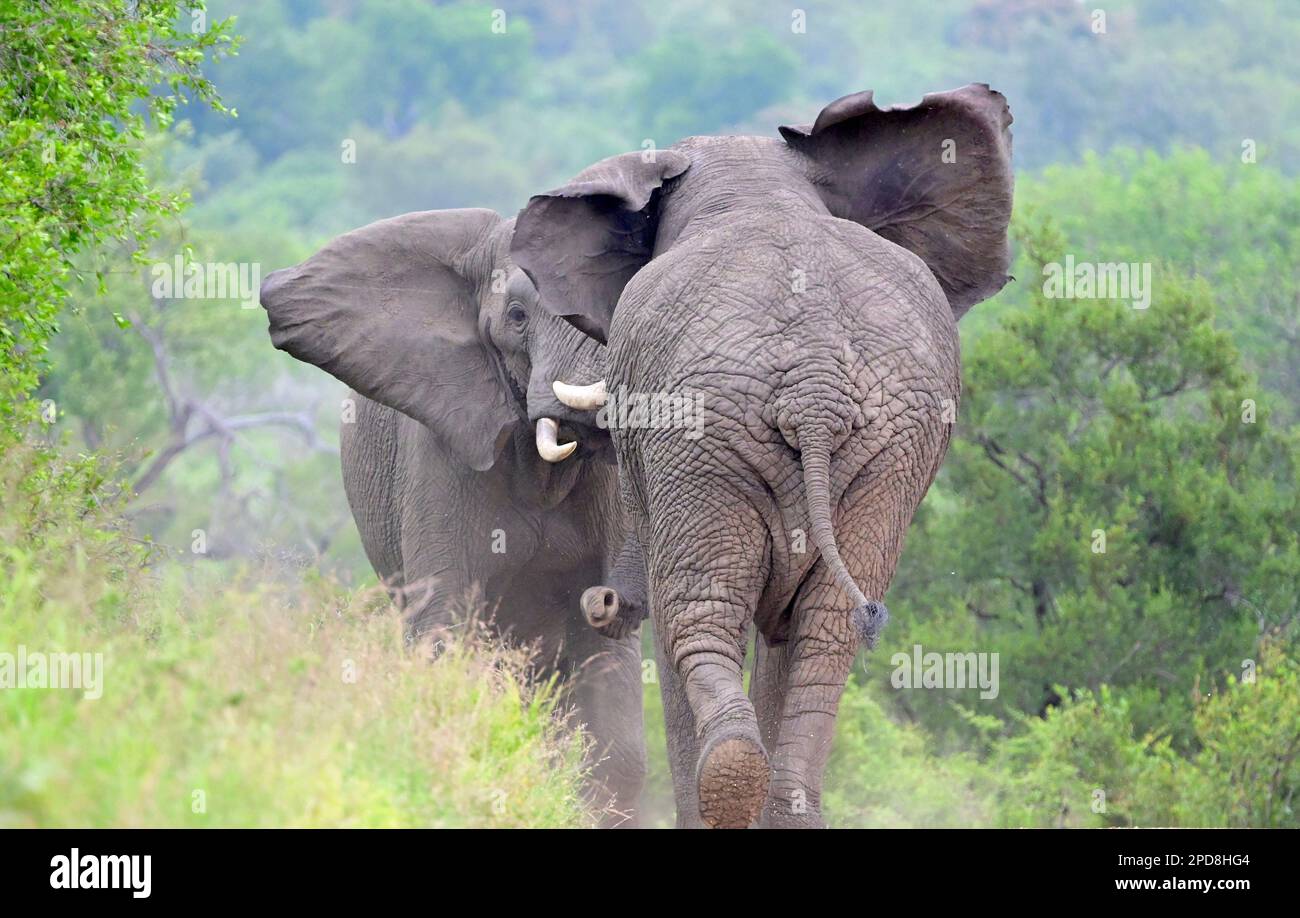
[511,151,691,343]
[260,208,518,471]
[780,83,1014,319]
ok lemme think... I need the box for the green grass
[6,440,1294,828]
[0,444,592,828]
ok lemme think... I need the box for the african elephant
[259,208,648,826]
[511,85,1014,827]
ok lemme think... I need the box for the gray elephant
[512,85,1014,827]
[259,208,648,826]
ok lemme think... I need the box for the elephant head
[259,208,606,473]
[513,83,1013,346]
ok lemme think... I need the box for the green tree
[1006,149,1300,419]
[881,211,1299,747]
[0,0,235,432]
[626,29,799,141]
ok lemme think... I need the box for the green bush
[824,648,1300,828]
[825,678,998,827]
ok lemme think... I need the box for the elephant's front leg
[396,511,486,642]
[391,565,473,644]
[564,626,647,828]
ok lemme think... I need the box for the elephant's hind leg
[645,483,772,828]
[669,594,770,829]
[759,575,860,829]
[653,630,705,827]
[750,633,791,756]
[761,464,914,828]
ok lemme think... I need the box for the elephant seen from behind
[514,84,1015,827]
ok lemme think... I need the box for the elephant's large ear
[780,83,1014,319]
[260,208,518,471]
[511,151,691,343]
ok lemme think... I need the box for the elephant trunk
[798,428,889,649]
[527,318,606,429]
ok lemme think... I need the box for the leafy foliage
[0,0,235,429]
[873,197,1298,736]
[826,645,1299,827]
[1008,149,1300,421]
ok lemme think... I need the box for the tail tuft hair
[850,600,889,650]
[798,426,890,652]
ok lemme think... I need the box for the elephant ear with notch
[780,83,1014,319]
[260,208,518,471]
[512,151,691,343]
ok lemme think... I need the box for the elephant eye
[507,303,527,325]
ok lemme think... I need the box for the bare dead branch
[129,315,337,496]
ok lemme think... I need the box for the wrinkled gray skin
[513,85,1014,828]
[259,210,648,826]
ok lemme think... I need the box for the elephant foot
[759,805,827,829]
[696,730,769,829]
[580,586,642,639]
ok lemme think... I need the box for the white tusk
[535,417,577,462]
[552,379,607,410]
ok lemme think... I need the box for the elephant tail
[797,430,889,649]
